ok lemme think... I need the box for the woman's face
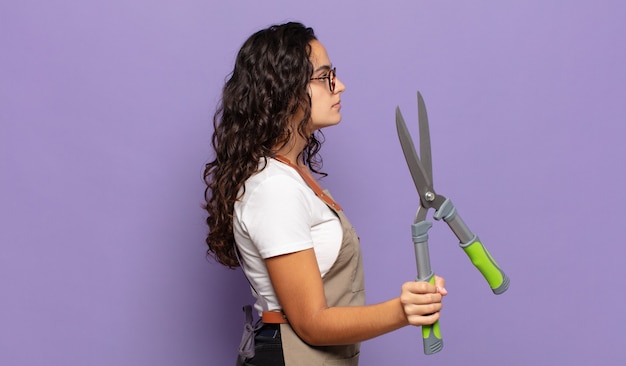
[307,40,346,131]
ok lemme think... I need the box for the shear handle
[434,198,510,294]
[411,220,443,355]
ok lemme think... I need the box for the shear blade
[395,106,433,200]
[417,92,433,186]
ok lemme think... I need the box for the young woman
[204,22,447,366]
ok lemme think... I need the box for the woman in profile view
[203,21,447,366]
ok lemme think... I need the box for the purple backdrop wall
[2,1,625,365]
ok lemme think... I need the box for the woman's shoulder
[246,158,304,186]
[236,158,314,216]
[239,158,309,201]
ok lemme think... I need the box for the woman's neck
[273,134,308,167]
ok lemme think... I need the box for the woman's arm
[265,248,446,346]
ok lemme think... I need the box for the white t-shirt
[233,158,342,315]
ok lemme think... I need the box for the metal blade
[396,106,433,200]
[417,92,433,186]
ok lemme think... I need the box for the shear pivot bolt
[425,192,435,202]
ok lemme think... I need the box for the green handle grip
[420,274,443,355]
[434,198,510,294]
[461,237,510,294]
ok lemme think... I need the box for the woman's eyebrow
[313,65,332,73]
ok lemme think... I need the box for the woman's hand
[400,276,447,326]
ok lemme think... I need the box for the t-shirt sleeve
[240,175,313,259]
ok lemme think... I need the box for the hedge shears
[395,92,510,355]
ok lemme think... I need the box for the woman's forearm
[292,297,409,346]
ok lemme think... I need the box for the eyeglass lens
[329,68,336,93]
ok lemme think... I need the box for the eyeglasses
[310,67,336,93]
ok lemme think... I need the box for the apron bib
[280,191,366,366]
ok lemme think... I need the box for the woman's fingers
[400,279,446,326]
[435,275,448,296]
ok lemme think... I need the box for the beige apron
[279,190,366,366]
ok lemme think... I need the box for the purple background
[2,1,625,365]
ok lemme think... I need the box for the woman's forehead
[309,40,331,70]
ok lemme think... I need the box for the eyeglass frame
[310,67,337,93]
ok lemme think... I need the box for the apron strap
[234,247,270,312]
[236,305,262,365]
[273,155,342,211]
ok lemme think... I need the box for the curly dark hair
[203,22,326,268]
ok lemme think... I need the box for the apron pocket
[322,352,360,366]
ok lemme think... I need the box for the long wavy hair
[203,22,325,268]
